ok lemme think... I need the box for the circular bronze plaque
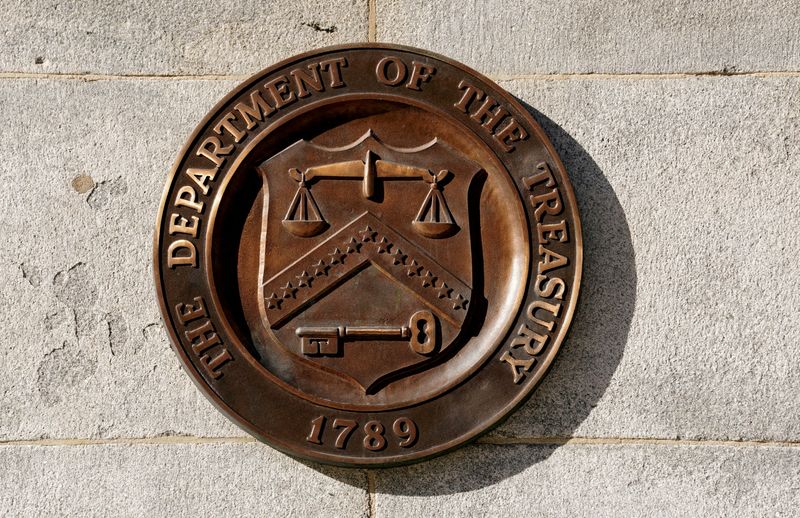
[154,44,581,466]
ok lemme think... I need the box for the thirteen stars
[270,221,474,312]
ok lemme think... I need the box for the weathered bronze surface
[154,44,582,467]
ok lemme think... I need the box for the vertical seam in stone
[368,0,377,42]
[366,469,376,517]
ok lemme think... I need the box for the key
[296,310,437,356]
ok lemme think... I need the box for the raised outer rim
[153,43,583,467]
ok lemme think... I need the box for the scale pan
[412,221,459,239]
[282,219,329,237]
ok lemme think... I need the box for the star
[421,271,437,288]
[405,259,422,277]
[281,281,297,299]
[390,248,406,265]
[295,270,313,287]
[451,294,468,310]
[436,282,452,299]
[312,259,329,276]
[376,237,392,254]
[344,237,361,253]
[266,293,282,309]
[328,247,346,265]
[358,225,377,242]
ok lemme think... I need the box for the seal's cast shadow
[307,103,636,495]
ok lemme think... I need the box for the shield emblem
[257,130,481,393]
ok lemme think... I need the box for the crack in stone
[302,21,337,33]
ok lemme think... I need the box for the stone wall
[1,1,798,516]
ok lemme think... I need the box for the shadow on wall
[308,102,637,495]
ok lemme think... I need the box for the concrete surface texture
[0,0,798,516]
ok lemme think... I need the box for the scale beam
[302,151,433,199]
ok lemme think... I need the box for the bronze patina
[154,44,582,467]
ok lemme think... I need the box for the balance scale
[282,150,459,239]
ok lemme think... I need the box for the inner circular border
[205,93,530,411]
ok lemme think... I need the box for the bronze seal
[154,44,582,466]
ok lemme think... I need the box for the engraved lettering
[185,167,218,196]
[223,57,346,144]
[376,56,407,86]
[392,417,418,447]
[405,61,435,91]
[527,299,561,332]
[175,296,232,379]
[185,319,221,356]
[534,274,566,300]
[234,91,277,130]
[454,80,484,112]
[537,220,568,244]
[470,96,510,133]
[264,75,297,109]
[305,417,419,449]
[493,118,529,152]
[363,420,387,451]
[332,418,357,449]
[196,136,233,167]
[192,57,349,167]
[306,415,325,444]
[214,113,246,143]
[168,213,200,237]
[538,245,569,274]
[167,239,196,268]
[531,189,563,221]
[522,161,557,190]
[290,63,324,98]
[499,349,535,384]
[454,79,528,152]
[500,168,572,385]
[319,57,347,88]
[511,322,548,356]
[200,348,232,378]
[175,186,204,213]
[175,296,207,324]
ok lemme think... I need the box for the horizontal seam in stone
[0,436,258,447]
[492,70,800,81]
[477,436,800,448]
[0,435,798,449]
[0,72,250,81]
[0,70,799,82]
